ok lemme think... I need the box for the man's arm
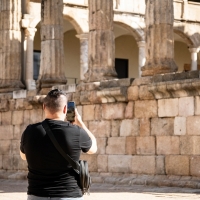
[20,150,26,160]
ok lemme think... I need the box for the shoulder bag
[41,120,91,195]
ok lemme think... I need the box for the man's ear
[63,105,67,114]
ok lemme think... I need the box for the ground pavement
[0,179,200,200]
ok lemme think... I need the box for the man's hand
[73,109,84,127]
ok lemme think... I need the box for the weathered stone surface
[139,85,154,100]
[158,99,178,117]
[94,105,102,120]
[80,154,97,172]
[106,137,126,155]
[15,99,24,110]
[108,155,132,173]
[157,136,179,155]
[135,100,157,118]
[89,121,111,137]
[96,138,107,154]
[12,111,24,125]
[180,136,200,155]
[0,112,1,125]
[13,155,27,170]
[120,119,139,136]
[1,111,12,125]
[156,156,165,175]
[24,110,30,126]
[190,156,200,177]
[97,155,108,172]
[13,125,21,140]
[102,103,126,120]
[136,137,155,155]
[165,155,189,176]
[29,109,43,124]
[0,156,2,169]
[2,155,13,170]
[0,126,13,140]
[140,118,150,136]
[195,96,200,115]
[125,137,136,155]
[127,86,139,101]
[83,105,95,121]
[0,100,9,112]
[11,140,20,155]
[111,120,121,137]
[187,116,200,135]
[151,118,174,136]
[131,156,155,174]
[125,101,134,119]
[179,97,194,117]
[0,140,11,155]
[174,117,186,135]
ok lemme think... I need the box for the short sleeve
[79,128,92,153]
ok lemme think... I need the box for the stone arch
[114,14,145,42]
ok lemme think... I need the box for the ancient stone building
[1,0,200,188]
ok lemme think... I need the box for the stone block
[158,99,178,117]
[97,155,108,172]
[0,155,2,169]
[135,100,157,118]
[83,105,95,121]
[131,156,155,174]
[156,156,165,175]
[0,112,1,125]
[0,126,13,140]
[15,99,25,110]
[89,121,111,137]
[111,120,121,137]
[174,117,186,135]
[12,110,24,125]
[0,100,9,112]
[94,105,102,120]
[13,90,27,99]
[157,136,179,155]
[76,106,82,117]
[132,77,152,86]
[102,103,126,120]
[0,140,11,155]
[23,99,33,110]
[29,109,43,124]
[140,118,150,136]
[96,138,107,154]
[13,155,27,170]
[2,155,13,170]
[136,136,155,155]
[80,154,97,172]
[151,118,174,136]
[179,97,194,117]
[190,156,200,177]
[187,116,200,135]
[24,110,30,126]
[127,86,139,101]
[180,136,200,155]
[125,101,134,119]
[120,119,139,137]
[195,96,200,115]
[108,155,132,173]
[13,125,21,140]
[125,137,136,155]
[139,85,154,100]
[1,111,12,125]
[11,140,20,155]
[106,137,126,155]
[165,155,189,176]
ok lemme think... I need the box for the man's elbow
[20,151,26,161]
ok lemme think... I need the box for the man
[20,89,97,200]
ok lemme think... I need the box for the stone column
[142,0,178,76]
[0,0,24,92]
[25,28,37,90]
[77,33,89,81]
[85,0,117,82]
[137,41,146,78]
[38,0,67,93]
[189,48,199,71]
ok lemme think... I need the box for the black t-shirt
[20,119,92,198]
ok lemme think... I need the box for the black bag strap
[41,120,80,174]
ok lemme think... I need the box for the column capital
[76,33,89,40]
[189,47,199,54]
[137,41,145,48]
[25,28,37,38]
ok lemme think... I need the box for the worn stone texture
[2,155,13,170]
[29,109,43,124]
[94,105,102,120]
[111,120,121,137]
[190,156,200,177]
[0,140,11,155]
[165,155,189,176]
[179,97,194,117]
[139,118,150,136]
[120,119,139,137]
[11,140,20,155]
[1,111,12,125]
[106,137,126,155]
[136,137,155,155]
[80,154,97,172]
[156,156,165,175]
[96,138,107,155]
[83,105,95,121]
[139,85,155,100]
[97,155,108,172]
[187,116,200,135]
[108,155,132,173]
[135,100,157,118]
[12,111,24,125]
[89,121,111,137]
[195,96,200,115]
[13,155,27,170]
[174,117,186,135]
[127,86,139,101]
[131,156,155,174]
[0,126,13,140]
[102,103,126,120]
[125,101,134,119]
[151,118,174,136]
[125,137,136,155]
[157,136,179,155]
[158,99,178,117]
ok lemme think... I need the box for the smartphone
[67,101,75,122]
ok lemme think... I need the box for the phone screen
[67,101,75,122]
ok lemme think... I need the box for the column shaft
[137,41,146,78]
[189,48,199,71]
